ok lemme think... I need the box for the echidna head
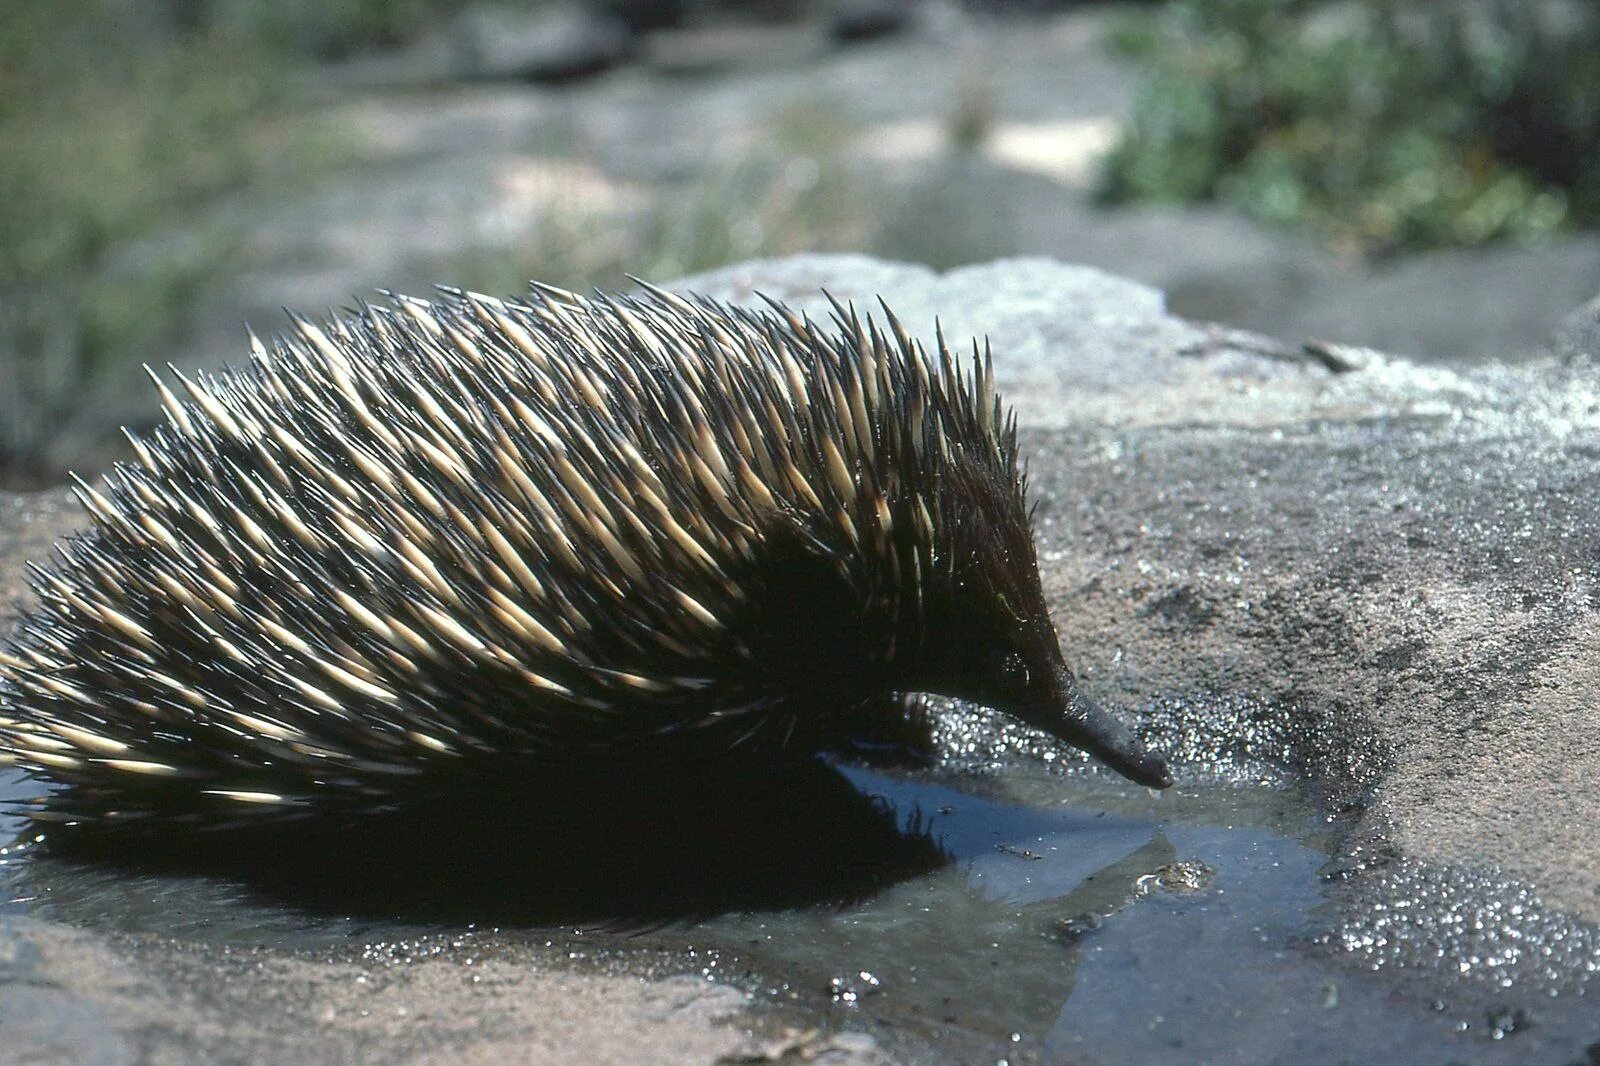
[906,457,1173,789]
[743,429,1171,788]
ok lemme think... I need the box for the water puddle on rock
[1,759,1595,1062]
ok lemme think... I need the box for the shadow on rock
[20,755,949,928]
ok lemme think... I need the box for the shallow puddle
[1,758,1596,1063]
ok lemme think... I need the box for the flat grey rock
[0,915,787,1065]
[1219,235,1600,365]
[872,156,1600,367]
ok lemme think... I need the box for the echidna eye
[998,652,1029,690]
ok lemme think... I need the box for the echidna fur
[0,282,1170,826]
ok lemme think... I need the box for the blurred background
[4,0,1599,487]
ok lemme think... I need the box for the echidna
[0,282,1170,826]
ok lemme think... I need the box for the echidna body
[0,284,1169,825]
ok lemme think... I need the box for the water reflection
[7,760,1586,1062]
[2,757,949,928]
[716,765,1181,1046]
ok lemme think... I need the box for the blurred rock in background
[4,0,1599,487]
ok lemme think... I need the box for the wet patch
[3,747,1596,1062]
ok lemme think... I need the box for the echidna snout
[1013,667,1173,789]
[941,641,1172,789]
[891,480,1172,789]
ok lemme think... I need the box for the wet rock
[0,921,131,1064]
[1143,860,1214,894]
[0,916,762,1064]
[1052,912,1103,942]
[726,1027,889,1064]
[0,986,130,1064]
[826,970,883,1003]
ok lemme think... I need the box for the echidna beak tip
[1086,726,1173,790]
[1041,683,1174,790]
[1128,752,1175,791]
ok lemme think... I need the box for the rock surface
[450,3,635,84]
[4,254,1599,1057]
[0,913,784,1064]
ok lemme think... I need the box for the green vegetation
[0,3,866,484]
[1099,0,1600,255]
[0,1,355,484]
